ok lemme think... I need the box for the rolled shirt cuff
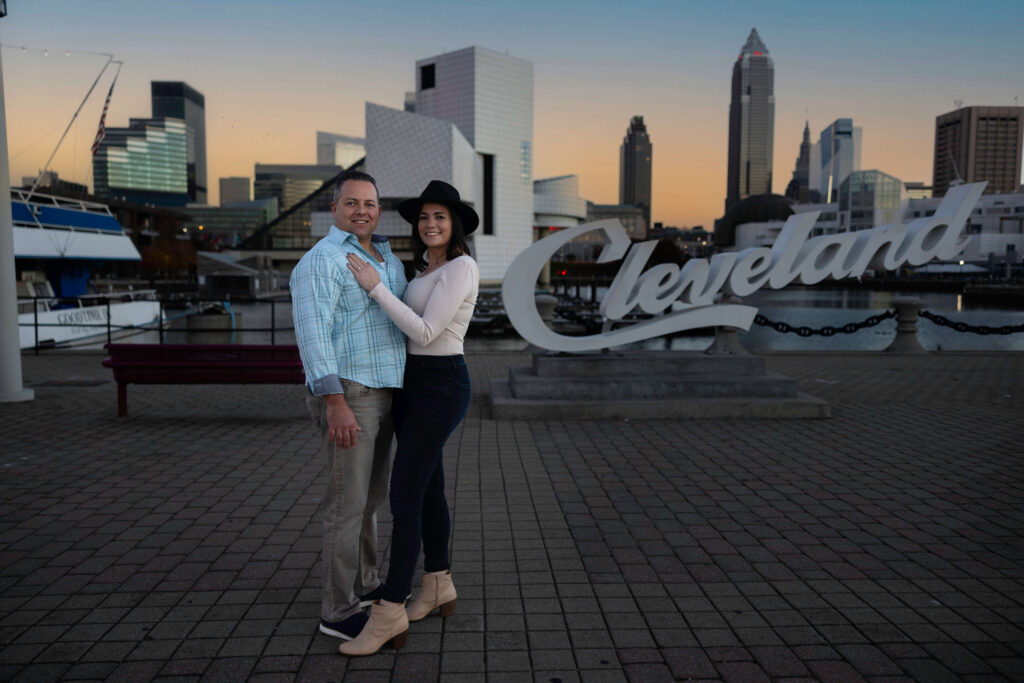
[311,374,344,396]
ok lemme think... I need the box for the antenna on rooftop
[954,98,964,110]
[948,150,964,187]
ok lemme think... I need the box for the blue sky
[3,0,1021,226]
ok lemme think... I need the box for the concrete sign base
[490,350,830,420]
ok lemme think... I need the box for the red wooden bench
[102,343,305,417]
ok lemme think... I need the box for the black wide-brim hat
[397,180,479,235]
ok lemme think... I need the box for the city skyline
[2,0,1021,229]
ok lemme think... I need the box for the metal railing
[18,294,295,353]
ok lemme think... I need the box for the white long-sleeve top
[367,255,479,356]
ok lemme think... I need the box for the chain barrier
[919,310,1024,336]
[754,309,897,337]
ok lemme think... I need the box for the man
[290,170,407,640]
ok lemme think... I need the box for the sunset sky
[2,0,1021,229]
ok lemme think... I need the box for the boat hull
[19,300,162,349]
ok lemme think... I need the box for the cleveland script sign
[503,182,986,352]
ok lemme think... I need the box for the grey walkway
[1,349,1022,682]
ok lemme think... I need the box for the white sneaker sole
[318,623,355,640]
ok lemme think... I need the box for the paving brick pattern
[1,349,1022,681]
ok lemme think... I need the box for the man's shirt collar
[329,226,393,252]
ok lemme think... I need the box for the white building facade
[731,174,1023,270]
[364,103,479,240]
[533,175,591,261]
[414,46,534,283]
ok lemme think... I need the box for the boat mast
[26,53,116,201]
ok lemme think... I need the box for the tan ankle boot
[406,571,457,622]
[338,601,409,656]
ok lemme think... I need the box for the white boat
[13,188,163,349]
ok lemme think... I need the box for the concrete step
[491,379,831,420]
[532,350,765,377]
[509,365,799,400]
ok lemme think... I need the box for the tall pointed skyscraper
[619,115,653,228]
[726,28,775,211]
[785,121,812,203]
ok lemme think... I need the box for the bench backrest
[103,343,302,364]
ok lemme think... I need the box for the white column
[0,34,35,403]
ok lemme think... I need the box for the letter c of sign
[502,220,631,352]
[502,220,757,352]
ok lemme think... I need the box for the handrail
[19,295,296,353]
[10,188,115,216]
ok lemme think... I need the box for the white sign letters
[503,182,986,352]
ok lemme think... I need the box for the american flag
[91,71,119,155]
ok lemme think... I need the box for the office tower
[933,106,1024,197]
[726,28,775,210]
[414,46,534,282]
[619,116,653,227]
[785,121,811,203]
[219,177,251,206]
[253,164,342,213]
[93,118,190,206]
[404,91,416,113]
[818,118,862,202]
[21,171,88,198]
[151,82,206,203]
[316,132,365,168]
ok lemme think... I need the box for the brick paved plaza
[1,349,1022,682]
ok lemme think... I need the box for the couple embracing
[290,171,478,656]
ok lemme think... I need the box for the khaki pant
[308,381,394,622]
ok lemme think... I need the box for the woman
[339,180,479,656]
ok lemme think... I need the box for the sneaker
[358,586,410,609]
[319,612,369,640]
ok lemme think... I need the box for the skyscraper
[726,28,775,211]
[785,121,812,203]
[818,118,862,202]
[151,82,206,203]
[933,106,1024,197]
[619,116,652,228]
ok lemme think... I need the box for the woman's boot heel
[391,630,408,649]
[407,571,458,622]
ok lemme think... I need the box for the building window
[519,141,531,183]
[482,154,494,236]
[420,64,435,90]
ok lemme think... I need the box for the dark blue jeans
[381,354,471,603]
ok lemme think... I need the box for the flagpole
[91,61,121,156]
[0,19,34,403]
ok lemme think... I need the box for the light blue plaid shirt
[290,227,407,395]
